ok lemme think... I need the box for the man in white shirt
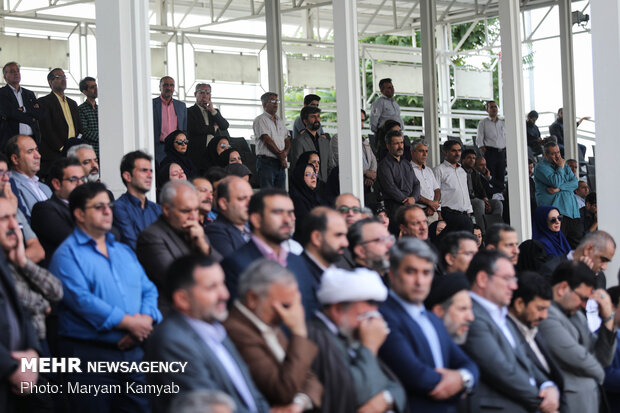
[411,140,440,223]
[476,101,506,190]
[433,140,473,225]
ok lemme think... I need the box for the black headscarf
[218,148,241,167]
[160,130,197,179]
[516,239,552,272]
[290,157,324,226]
[206,137,230,169]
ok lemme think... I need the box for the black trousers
[484,148,506,190]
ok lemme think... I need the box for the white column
[498,0,531,242]
[436,24,452,166]
[591,0,620,284]
[558,0,578,160]
[265,0,285,119]
[95,0,153,199]
[420,0,439,167]
[333,0,364,200]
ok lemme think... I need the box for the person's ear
[432,304,445,319]
[172,289,191,312]
[121,171,132,185]
[51,178,62,192]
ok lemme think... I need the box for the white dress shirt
[8,84,33,136]
[412,161,440,203]
[433,161,473,213]
[476,117,506,149]
[253,111,288,158]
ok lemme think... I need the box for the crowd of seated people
[0,62,615,413]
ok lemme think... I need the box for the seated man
[205,176,253,258]
[395,204,428,240]
[31,157,85,263]
[49,182,162,412]
[224,259,322,410]
[113,151,161,250]
[346,217,394,275]
[581,192,597,236]
[485,223,520,266]
[380,238,479,412]
[310,267,406,412]
[145,254,270,413]
[137,180,221,307]
[537,261,616,413]
[67,143,100,182]
[192,176,215,228]
[603,286,620,410]
[438,231,479,274]
[574,180,589,209]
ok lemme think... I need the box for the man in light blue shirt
[534,140,580,248]
[49,182,161,412]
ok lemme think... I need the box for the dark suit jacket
[30,194,74,266]
[224,305,322,407]
[289,130,332,182]
[462,299,548,412]
[379,294,479,413]
[0,248,40,412]
[187,104,229,173]
[37,92,83,175]
[152,97,187,164]
[145,310,270,413]
[0,85,41,149]
[204,215,248,259]
[136,216,222,297]
[220,239,315,314]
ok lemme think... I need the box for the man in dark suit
[137,180,221,307]
[379,238,479,413]
[507,272,566,408]
[297,206,349,314]
[37,68,83,177]
[205,176,253,258]
[187,83,229,173]
[145,254,270,413]
[30,157,85,265]
[463,250,560,412]
[152,76,187,166]
[289,106,332,183]
[0,62,41,150]
[220,188,314,313]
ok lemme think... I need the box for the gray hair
[67,143,95,159]
[194,83,211,94]
[389,237,437,271]
[576,231,616,253]
[260,92,277,106]
[238,259,296,300]
[160,180,196,207]
[169,390,236,413]
[411,139,428,151]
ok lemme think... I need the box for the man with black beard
[298,207,349,313]
[289,105,333,183]
[347,217,395,280]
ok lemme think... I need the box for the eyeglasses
[269,99,280,104]
[0,170,11,178]
[85,201,114,211]
[53,75,66,80]
[196,89,211,94]
[495,274,518,284]
[175,140,189,145]
[548,215,563,224]
[338,206,362,214]
[572,289,590,304]
[361,234,395,245]
[63,176,88,184]
[304,172,318,178]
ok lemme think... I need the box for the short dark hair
[510,271,552,307]
[462,149,476,159]
[120,151,152,186]
[443,139,461,152]
[205,166,227,184]
[303,94,320,105]
[439,231,478,269]
[47,68,63,82]
[348,217,382,252]
[69,182,109,218]
[297,207,332,247]
[395,204,423,228]
[473,224,482,232]
[165,254,218,303]
[79,76,96,92]
[543,140,559,155]
[300,106,321,123]
[248,188,289,230]
[465,249,509,285]
[485,100,497,110]
[385,129,404,145]
[485,223,515,247]
[4,135,29,167]
[49,157,82,185]
[0,153,8,167]
[2,61,18,76]
[527,110,539,119]
[215,175,236,203]
[379,78,392,89]
[586,192,596,205]
[551,261,596,289]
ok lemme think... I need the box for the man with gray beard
[347,217,395,277]
[67,143,100,182]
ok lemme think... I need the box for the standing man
[476,101,506,190]
[292,94,325,140]
[370,78,404,133]
[289,106,332,183]
[37,68,83,177]
[377,130,420,231]
[0,62,41,150]
[253,92,290,189]
[49,182,162,412]
[77,76,99,159]
[548,108,589,158]
[380,238,479,412]
[153,76,187,166]
[113,151,161,250]
[411,140,441,223]
[463,250,560,412]
[187,83,229,173]
[433,140,473,224]
[534,140,581,248]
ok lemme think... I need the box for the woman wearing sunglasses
[532,205,571,257]
[206,136,231,168]
[290,156,327,230]
[160,130,197,180]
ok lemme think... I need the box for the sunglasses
[175,140,189,145]
[338,206,362,214]
[548,215,563,224]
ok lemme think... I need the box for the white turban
[317,267,388,305]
